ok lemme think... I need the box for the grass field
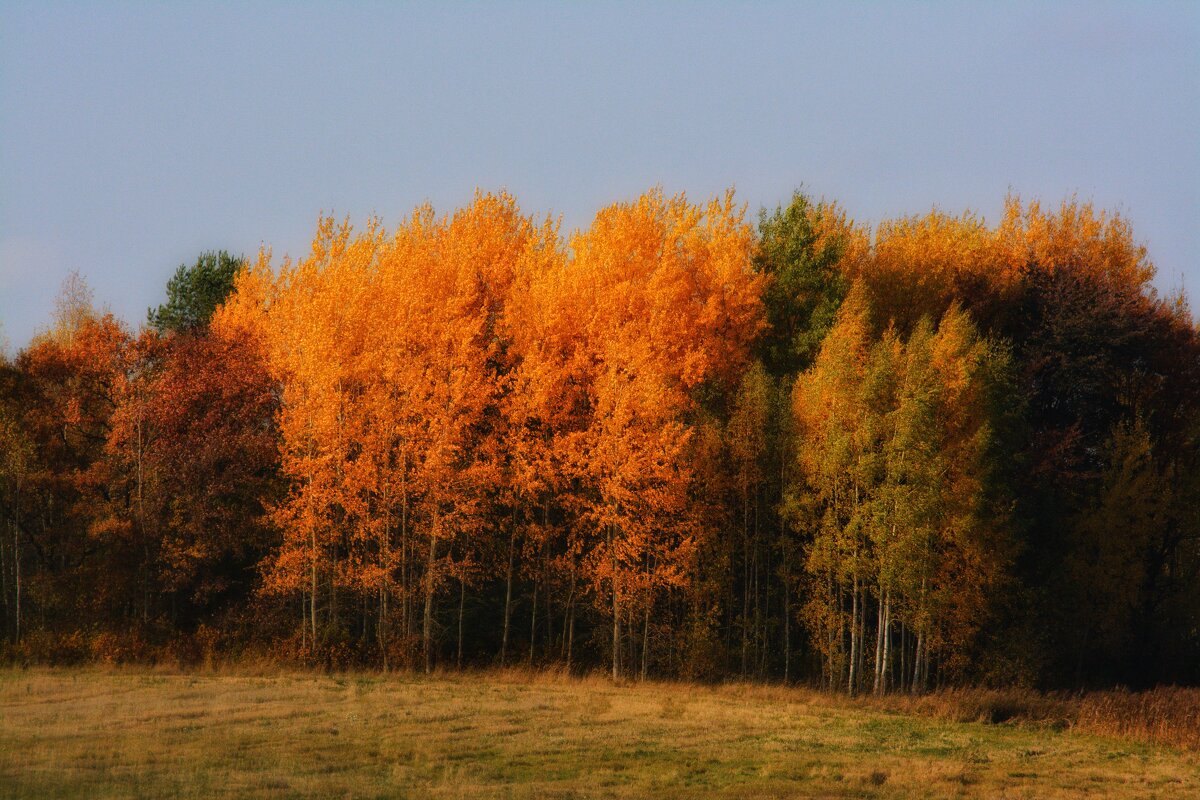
[1,668,1197,798]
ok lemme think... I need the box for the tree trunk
[330,552,338,634]
[741,497,750,677]
[880,593,891,694]
[848,577,859,695]
[310,530,318,646]
[873,586,885,695]
[1,524,8,636]
[560,567,575,663]
[567,600,576,669]
[834,580,844,690]
[783,585,790,684]
[401,456,410,658]
[13,520,19,645]
[912,631,924,694]
[779,430,789,683]
[379,585,389,670]
[610,525,619,680]
[423,510,439,674]
[857,587,866,692]
[528,567,538,666]
[457,577,465,669]
[501,510,515,666]
[542,503,552,657]
[627,603,636,674]
[641,599,650,681]
[754,497,764,676]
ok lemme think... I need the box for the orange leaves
[546,189,763,649]
[242,192,538,623]
[226,187,764,667]
[211,252,274,341]
[569,189,763,396]
[849,196,1156,337]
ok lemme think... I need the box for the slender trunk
[641,598,650,681]
[402,526,410,649]
[779,429,789,682]
[330,552,338,634]
[912,632,924,694]
[310,529,318,646]
[136,408,147,629]
[783,585,790,684]
[379,585,389,670]
[873,586,885,695]
[760,531,770,676]
[565,562,577,668]
[741,496,750,677]
[14,519,20,645]
[627,602,636,674]
[922,626,932,690]
[528,567,538,666]
[379,495,391,666]
[423,509,439,674]
[880,593,891,694]
[560,580,574,661]
[610,524,619,680]
[401,455,410,655]
[857,582,866,690]
[544,558,554,658]
[501,508,515,665]
[848,577,859,695]
[567,600,576,669]
[1,525,8,634]
[829,570,838,690]
[835,580,844,690]
[457,577,465,670]
[542,503,552,657]
[753,497,763,675]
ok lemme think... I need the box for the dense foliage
[1,189,1197,692]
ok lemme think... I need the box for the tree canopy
[148,250,246,334]
[1,189,1197,691]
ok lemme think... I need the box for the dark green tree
[754,192,853,376]
[148,251,246,334]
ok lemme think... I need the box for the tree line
[1,189,1197,693]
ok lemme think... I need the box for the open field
[1,668,1198,798]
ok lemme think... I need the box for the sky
[2,1,1197,349]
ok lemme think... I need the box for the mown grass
[1,667,1197,798]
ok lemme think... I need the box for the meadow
[2,667,1198,798]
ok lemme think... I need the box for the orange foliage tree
[559,190,764,678]
[245,194,535,669]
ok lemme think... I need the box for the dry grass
[849,685,1200,751]
[1,666,1198,798]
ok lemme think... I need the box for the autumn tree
[246,194,534,669]
[9,276,140,636]
[106,325,280,627]
[1,188,1195,691]
[791,287,875,691]
[791,288,1013,693]
[545,190,764,679]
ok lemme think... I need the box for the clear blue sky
[2,2,1197,348]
